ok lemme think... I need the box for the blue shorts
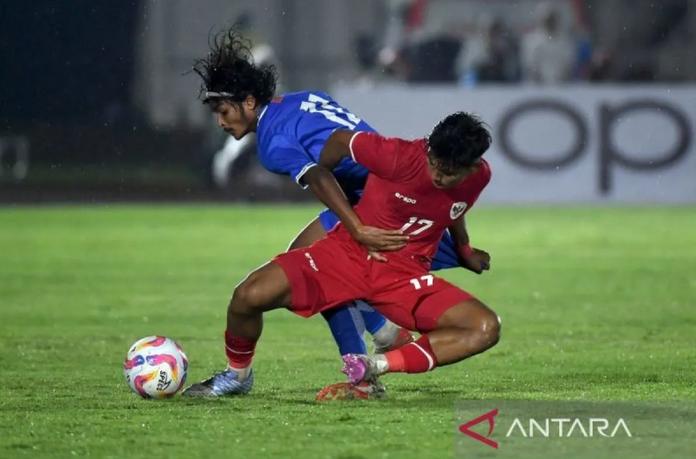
[318,209,460,271]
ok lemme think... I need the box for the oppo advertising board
[333,85,696,203]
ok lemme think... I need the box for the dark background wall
[1,1,140,125]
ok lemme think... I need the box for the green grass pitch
[1,204,695,458]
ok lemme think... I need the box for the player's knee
[476,311,501,349]
[230,274,267,314]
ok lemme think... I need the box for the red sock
[224,330,257,368]
[384,335,438,373]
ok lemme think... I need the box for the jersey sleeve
[465,159,492,212]
[349,132,406,180]
[263,135,317,189]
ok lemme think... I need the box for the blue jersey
[255,91,374,203]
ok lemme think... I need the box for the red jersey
[333,131,491,265]
[274,131,490,327]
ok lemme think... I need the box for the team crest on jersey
[450,202,468,219]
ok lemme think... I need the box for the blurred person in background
[590,0,691,81]
[521,3,575,83]
[378,0,461,83]
[458,14,521,85]
[377,0,427,81]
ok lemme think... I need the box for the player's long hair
[193,27,277,106]
[426,112,492,172]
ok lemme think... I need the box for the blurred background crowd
[1,0,694,202]
[356,0,694,85]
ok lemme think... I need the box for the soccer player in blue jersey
[185,28,464,399]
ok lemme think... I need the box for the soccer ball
[123,336,188,399]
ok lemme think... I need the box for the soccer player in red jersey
[184,112,500,397]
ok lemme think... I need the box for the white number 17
[410,274,434,290]
[399,217,434,236]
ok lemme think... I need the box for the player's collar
[257,105,269,124]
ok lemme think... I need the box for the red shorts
[273,234,474,333]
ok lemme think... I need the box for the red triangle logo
[459,408,499,449]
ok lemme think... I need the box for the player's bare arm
[300,130,408,259]
[449,214,490,274]
[320,130,355,169]
[302,166,408,259]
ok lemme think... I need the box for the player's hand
[352,225,408,261]
[367,250,388,262]
[460,248,491,274]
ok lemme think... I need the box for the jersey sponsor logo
[450,202,468,220]
[304,252,319,271]
[394,192,417,204]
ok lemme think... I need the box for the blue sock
[321,304,367,356]
[355,300,387,335]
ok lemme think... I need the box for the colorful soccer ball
[123,336,188,398]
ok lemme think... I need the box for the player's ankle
[224,331,257,371]
[372,321,399,349]
[382,349,406,372]
[372,354,391,375]
[383,336,437,373]
[227,364,252,380]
